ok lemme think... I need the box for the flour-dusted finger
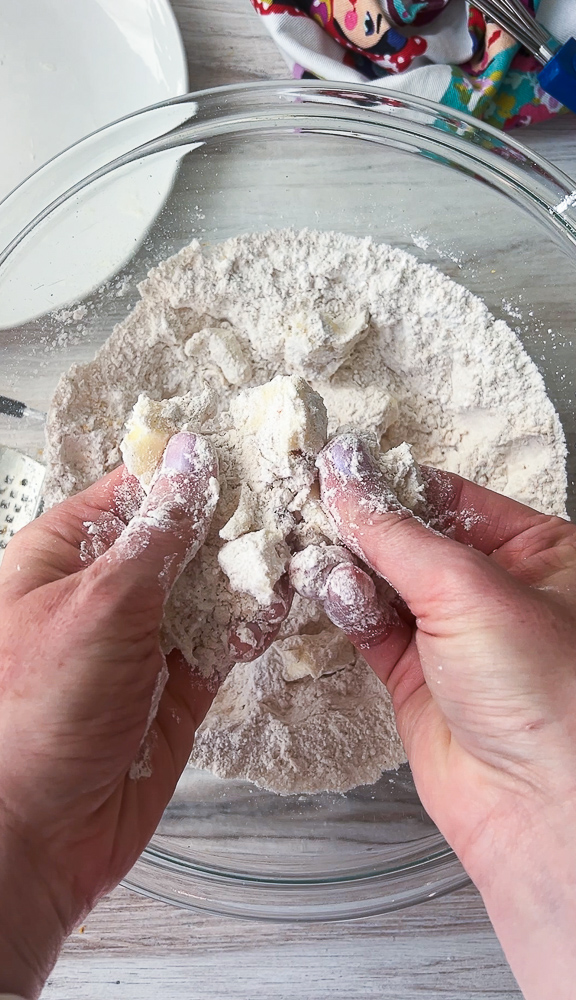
[322,562,402,650]
[317,433,487,617]
[89,433,219,616]
[227,575,294,663]
[289,542,356,600]
[421,465,568,564]
[0,466,144,601]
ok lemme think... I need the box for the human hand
[309,434,576,1000]
[0,431,288,999]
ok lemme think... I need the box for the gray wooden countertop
[43,2,576,997]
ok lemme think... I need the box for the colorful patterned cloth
[249,0,576,128]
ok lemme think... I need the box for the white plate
[0,0,188,325]
[0,0,187,200]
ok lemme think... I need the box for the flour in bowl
[44,229,567,794]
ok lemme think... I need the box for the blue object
[539,37,576,115]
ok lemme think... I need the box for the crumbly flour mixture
[44,229,567,795]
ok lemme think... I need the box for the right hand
[308,433,576,1000]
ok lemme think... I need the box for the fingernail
[324,562,398,649]
[228,621,264,663]
[289,543,355,601]
[317,433,375,482]
[161,432,218,480]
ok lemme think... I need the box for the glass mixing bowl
[1,82,576,921]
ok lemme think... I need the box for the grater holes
[14,504,21,513]
[5,515,14,524]
[4,475,14,484]
[0,500,8,509]
[21,478,28,486]
[21,494,29,503]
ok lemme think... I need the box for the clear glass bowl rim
[1,80,576,263]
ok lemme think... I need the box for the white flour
[44,229,567,794]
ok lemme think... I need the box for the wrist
[0,823,73,999]
[468,795,576,1000]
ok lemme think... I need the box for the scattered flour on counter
[44,229,567,794]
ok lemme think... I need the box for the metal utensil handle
[0,395,46,421]
[0,395,27,418]
[472,0,559,64]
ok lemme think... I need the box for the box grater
[0,447,45,564]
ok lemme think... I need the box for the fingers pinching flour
[228,575,294,663]
[120,389,216,492]
[317,433,421,523]
[116,372,330,675]
[44,230,567,793]
[316,434,428,567]
[323,562,401,649]
[289,542,400,649]
[104,432,220,600]
[289,542,356,600]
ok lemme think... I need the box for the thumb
[317,434,484,617]
[317,435,574,767]
[88,432,219,617]
[316,434,573,714]
[316,433,533,635]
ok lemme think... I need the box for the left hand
[0,432,220,998]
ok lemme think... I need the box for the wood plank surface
[46,883,520,999]
[38,1,576,997]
